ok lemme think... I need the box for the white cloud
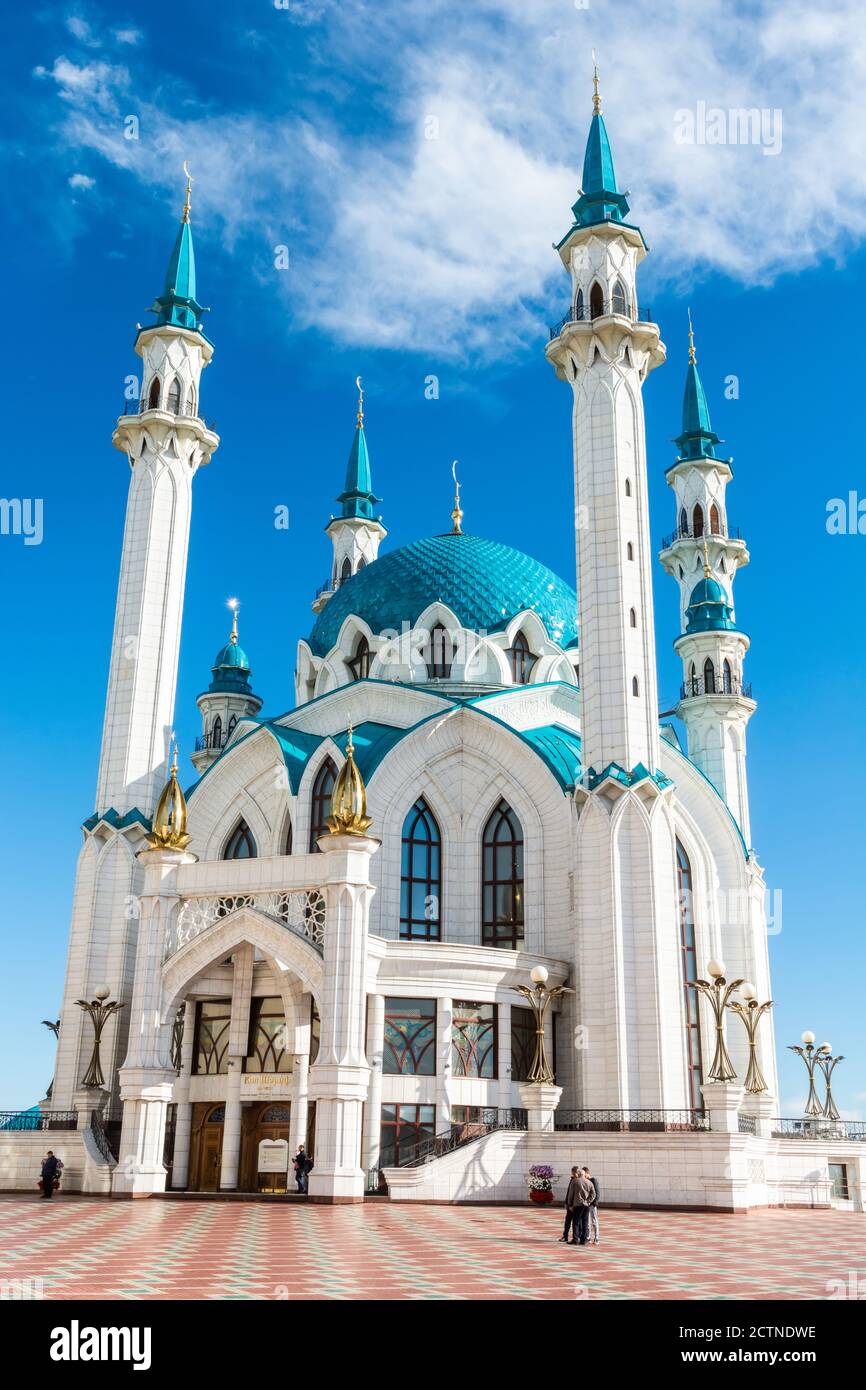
[32,0,866,358]
[68,172,95,188]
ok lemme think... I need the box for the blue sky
[2,0,864,1115]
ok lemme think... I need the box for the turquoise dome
[308,532,578,657]
[207,633,256,696]
[685,574,738,634]
[212,639,249,671]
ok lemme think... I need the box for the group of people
[561,1165,600,1246]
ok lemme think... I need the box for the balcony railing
[554,1108,710,1133]
[661,525,742,550]
[549,301,654,341]
[165,889,327,962]
[771,1118,866,1143]
[118,397,217,434]
[0,1109,80,1131]
[680,676,753,701]
[737,1113,757,1135]
[194,729,230,753]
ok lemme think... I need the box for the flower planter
[529,1188,554,1205]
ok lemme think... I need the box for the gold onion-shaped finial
[687,306,697,365]
[147,740,192,850]
[356,374,364,428]
[327,722,373,836]
[592,51,602,115]
[451,459,463,534]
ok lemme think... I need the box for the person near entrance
[39,1150,61,1199]
[293,1145,312,1193]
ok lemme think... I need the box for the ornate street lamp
[787,1030,823,1117]
[75,986,124,1089]
[513,966,574,1085]
[815,1042,844,1122]
[690,959,744,1082]
[727,982,772,1094]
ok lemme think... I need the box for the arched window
[626,541,634,560]
[693,503,705,538]
[676,840,704,1111]
[339,557,352,585]
[629,607,637,628]
[187,384,197,417]
[574,287,585,321]
[723,659,733,694]
[227,715,237,737]
[400,798,441,941]
[147,376,161,409]
[348,634,371,681]
[709,502,721,535]
[689,661,697,695]
[211,715,222,750]
[356,556,367,571]
[719,556,726,572]
[589,281,604,318]
[611,277,628,316]
[508,631,534,684]
[625,477,632,497]
[223,819,257,860]
[703,657,716,694]
[679,506,688,537]
[632,675,639,696]
[482,800,524,949]
[427,624,453,679]
[309,757,337,850]
[622,344,632,368]
[166,377,181,414]
[284,817,293,855]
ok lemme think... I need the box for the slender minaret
[312,377,386,613]
[546,63,665,778]
[547,71,686,1113]
[52,172,217,1114]
[95,168,218,817]
[192,602,262,773]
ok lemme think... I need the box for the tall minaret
[546,64,665,777]
[312,378,386,613]
[663,321,756,843]
[95,169,218,817]
[547,73,686,1114]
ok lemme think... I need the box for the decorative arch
[223,819,257,860]
[508,630,534,684]
[629,607,637,628]
[348,634,371,681]
[624,477,632,497]
[632,675,640,696]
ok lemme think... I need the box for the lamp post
[727,982,772,1094]
[690,959,744,1082]
[513,966,573,1085]
[787,1031,823,1117]
[815,1043,844,1123]
[75,986,124,1089]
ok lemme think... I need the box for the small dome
[307,532,578,657]
[685,574,738,634]
[688,575,726,607]
[212,638,250,672]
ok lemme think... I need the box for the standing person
[560,1166,581,1243]
[39,1151,59,1200]
[292,1145,308,1194]
[574,1167,595,1245]
[583,1166,600,1244]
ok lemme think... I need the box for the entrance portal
[191,1104,225,1191]
[240,1103,291,1193]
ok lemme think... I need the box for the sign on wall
[258,1139,289,1173]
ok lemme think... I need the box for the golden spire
[182,161,193,224]
[327,721,373,836]
[147,740,192,851]
[687,306,697,365]
[451,459,463,534]
[592,51,602,115]
[703,537,711,579]
[228,597,239,645]
[355,375,364,428]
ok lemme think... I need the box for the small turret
[313,378,387,613]
[191,601,263,773]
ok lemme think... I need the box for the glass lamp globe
[739,981,757,1001]
[530,965,549,986]
[801,1030,815,1045]
[819,1042,831,1054]
[706,959,725,980]
[94,984,111,1001]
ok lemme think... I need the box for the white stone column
[498,1002,513,1111]
[519,1082,563,1133]
[702,1079,744,1135]
[436,996,452,1134]
[290,1053,310,1159]
[220,945,253,1191]
[170,1000,197,1189]
[307,833,379,1204]
[361,994,385,1175]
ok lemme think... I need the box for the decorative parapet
[164,890,326,962]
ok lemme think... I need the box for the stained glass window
[451,1001,497,1078]
[400,798,441,941]
[223,820,256,859]
[245,997,291,1074]
[193,1001,231,1075]
[482,800,524,948]
[383,998,436,1075]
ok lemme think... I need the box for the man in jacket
[583,1166,600,1244]
[40,1151,59,1199]
[560,1166,581,1243]
[573,1167,595,1245]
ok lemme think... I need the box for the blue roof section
[675,360,724,461]
[684,574,741,635]
[337,425,379,520]
[82,806,151,834]
[308,532,578,657]
[518,724,583,792]
[142,215,210,340]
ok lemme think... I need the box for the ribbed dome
[308,532,578,657]
[212,639,249,671]
[685,574,738,634]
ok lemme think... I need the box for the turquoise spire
[207,602,256,695]
[336,377,380,521]
[146,166,209,337]
[569,61,631,229]
[675,311,723,461]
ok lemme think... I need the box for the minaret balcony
[548,299,654,341]
[660,524,743,551]
[679,676,753,701]
[194,729,229,753]
[117,397,218,436]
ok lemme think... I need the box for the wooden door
[200,1128,222,1191]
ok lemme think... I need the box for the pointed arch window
[629,607,637,628]
[626,541,634,561]
[227,715,237,737]
[211,715,223,750]
[356,556,367,571]
[632,675,640,696]
[574,287,585,321]
[482,800,524,949]
[400,798,441,941]
[427,624,453,679]
[187,384,197,417]
[679,506,688,537]
[348,635,371,681]
[611,277,628,316]
[693,503,705,538]
[723,659,733,694]
[688,661,698,695]
[625,477,632,497]
[508,631,534,684]
[223,819,257,860]
[676,840,704,1111]
[703,657,716,694]
[339,557,352,586]
[709,502,721,535]
[166,378,181,414]
[589,281,604,318]
[309,757,337,850]
[147,376,161,410]
[284,817,293,855]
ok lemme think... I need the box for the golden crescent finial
[355,375,364,427]
[703,537,711,578]
[451,459,463,534]
[687,306,697,365]
[591,51,602,115]
[182,161,193,223]
[228,597,239,643]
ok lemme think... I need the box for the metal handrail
[738,1113,758,1135]
[549,301,654,340]
[89,1110,116,1163]
[0,1109,79,1131]
[771,1118,866,1142]
[118,397,217,433]
[396,1108,528,1168]
[661,525,742,550]
[680,677,753,701]
[194,729,230,752]
[554,1108,710,1132]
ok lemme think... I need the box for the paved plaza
[0,1197,863,1300]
